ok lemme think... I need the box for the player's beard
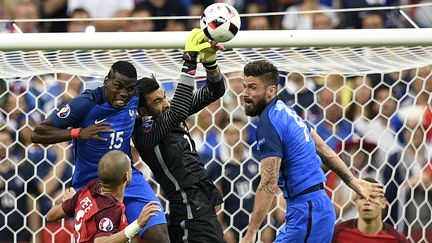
[245,97,268,117]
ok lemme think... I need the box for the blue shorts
[275,190,335,243]
[123,170,167,237]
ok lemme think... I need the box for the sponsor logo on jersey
[99,218,113,232]
[95,118,107,124]
[142,119,154,133]
[57,104,71,118]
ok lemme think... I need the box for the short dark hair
[98,150,130,188]
[137,74,160,107]
[108,61,137,80]
[243,60,279,87]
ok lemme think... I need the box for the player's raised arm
[94,201,161,243]
[188,37,226,115]
[310,129,384,202]
[31,94,113,144]
[134,29,209,150]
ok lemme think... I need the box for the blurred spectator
[279,72,320,119]
[342,0,399,28]
[135,0,188,31]
[190,99,228,164]
[332,178,408,243]
[411,0,432,27]
[384,105,432,242]
[40,0,68,32]
[67,0,134,31]
[13,0,40,33]
[127,6,155,32]
[312,12,335,29]
[328,138,377,220]
[0,126,42,243]
[188,2,204,28]
[354,84,403,164]
[67,7,92,32]
[360,11,386,29]
[246,15,271,30]
[244,2,272,30]
[2,91,28,130]
[345,75,375,124]
[401,66,432,106]
[281,0,339,30]
[309,76,353,151]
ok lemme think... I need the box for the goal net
[0,29,431,243]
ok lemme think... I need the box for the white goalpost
[1,29,431,243]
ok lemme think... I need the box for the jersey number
[285,108,310,142]
[109,131,124,149]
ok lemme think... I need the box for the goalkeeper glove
[182,28,212,75]
[197,42,224,71]
[182,28,211,62]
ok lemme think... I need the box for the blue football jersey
[50,87,139,192]
[256,98,326,199]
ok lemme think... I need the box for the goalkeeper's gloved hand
[182,28,212,76]
[197,42,224,71]
[182,28,211,63]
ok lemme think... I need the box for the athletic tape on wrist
[70,128,81,140]
[124,220,141,239]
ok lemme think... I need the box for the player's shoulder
[79,86,104,104]
[335,219,357,230]
[383,222,408,242]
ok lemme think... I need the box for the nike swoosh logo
[95,118,107,124]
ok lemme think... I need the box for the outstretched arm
[188,40,226,115]
[241,156,282,243]
[134,74,194,151]
[94,201,161,243]
[32,117,113,144]
[310,129,384,201]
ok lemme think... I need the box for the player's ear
[103,76,109,86]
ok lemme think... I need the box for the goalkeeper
[132,28,225,242]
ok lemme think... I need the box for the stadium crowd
[0,0,432,243]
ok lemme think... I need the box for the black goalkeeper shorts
[168,210,225,243]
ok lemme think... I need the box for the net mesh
[1,47,431,243]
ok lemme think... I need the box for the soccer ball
[200,3,241,43]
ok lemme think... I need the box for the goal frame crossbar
[0,28,432,51]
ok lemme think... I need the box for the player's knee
[141,224,170,243]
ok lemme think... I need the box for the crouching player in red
[46,150,161,243]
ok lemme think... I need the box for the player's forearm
[247,186,276,233]
[311,129,354,184]
[32,125,74,144]
[45,204,66,222]
[188,69,225,115]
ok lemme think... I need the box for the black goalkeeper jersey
[133,73,225,223]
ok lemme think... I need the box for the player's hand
[137,201,162,228]
[62,188,76,202]
[347,178,384,204]
[183,28,211,62]
[241,231,256,243]
[79,122,114,141]
[197,40,224,65]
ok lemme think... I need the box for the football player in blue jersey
[240,60,384,243]
[31,61,170,243]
